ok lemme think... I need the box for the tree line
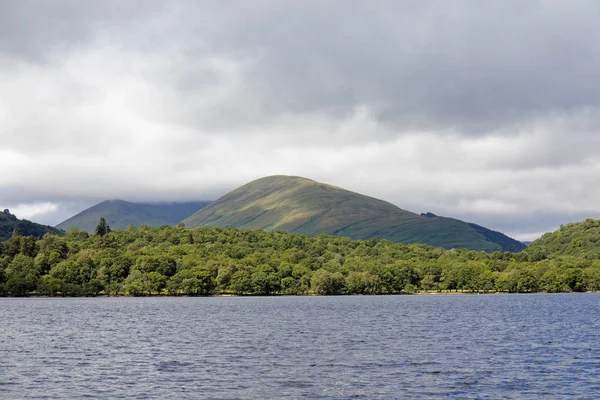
[1,218,600,296]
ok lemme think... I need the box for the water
[1,294,599,399]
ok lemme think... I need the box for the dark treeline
[1,218,600,297]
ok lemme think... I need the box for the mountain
[526,219,600,260]
[56,200,211,233]
[182,175,526,252]
[0,209,62,241]
[420,212,526,252]
[466,222,527,252]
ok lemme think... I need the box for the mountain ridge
[56,199,210,233]
[183,175,525,252]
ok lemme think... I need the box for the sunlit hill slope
[182,176,525,252]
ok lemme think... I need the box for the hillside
[182,176,525,252]
[0,209,62,241]
[466,223,527,252]
[56,200,210,233]
[526,219,600,260]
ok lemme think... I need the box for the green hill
[56,200,210,233]
[526,219,600,260]
[182,175,525,252]
[0,209,62,241]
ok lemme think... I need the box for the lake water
[1,294,599,399]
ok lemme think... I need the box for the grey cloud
[3,1,600,237]
[201,1,600,133]
[6,1,600,134]
[483,109,600,171]
[0,0,167,61]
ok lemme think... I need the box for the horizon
[3,1,600,242]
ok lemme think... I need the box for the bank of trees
[1,219,600,296]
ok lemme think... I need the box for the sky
[2,0,600,241]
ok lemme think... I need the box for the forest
[1,217,600,297]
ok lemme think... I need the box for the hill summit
[526,218,600,260]
[182,175,525,252]
[0,209,62,241]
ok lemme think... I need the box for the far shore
[3,290,596,299]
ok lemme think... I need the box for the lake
[1,294,599,399]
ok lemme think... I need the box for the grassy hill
[0,209,62,241]
[56,200,210,233]
[526,219,600,260]
[182,175,525,252]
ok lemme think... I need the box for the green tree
[167,268,215,295]
[583,267,600,291]
[4,255,39,296]
[229,269,253,295]
[310,269,345,295]
[125,270,166,295]
[95,217,111,236]
[382,262,419,293]
[37,275,63,296]
[540,269,570,293]
[20,236,38,258]
[251,265,280,295]
[135,255,176,277]
[346,271,382,294]
[495,271,518,293]
[516,269,539,293]
[280,276,301,295]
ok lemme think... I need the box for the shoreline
[2,290,596,299]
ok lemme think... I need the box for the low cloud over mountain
[3,1,600,241]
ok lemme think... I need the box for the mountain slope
[182,176,525,252]
[466,222,526,252]
[0,209,62,241]
[526,219,600,260]
[56,200,210,233]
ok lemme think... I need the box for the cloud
[8,202,57,221]
[1,0,600,239]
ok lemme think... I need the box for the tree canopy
[1,218,599,297]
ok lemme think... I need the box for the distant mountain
[0,209,62,241]
[421,212,525,252]
[56,200,210,233]
[465,223,527,253]
[526,219,600,260]
[182,175,526,252]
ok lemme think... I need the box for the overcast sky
[2,0,600,241]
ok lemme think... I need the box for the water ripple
[1,294,599,399]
